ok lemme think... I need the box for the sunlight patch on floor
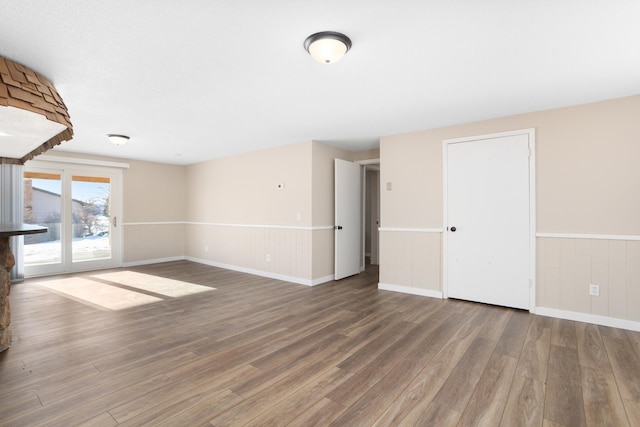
[37,277,163,310]
[34,271,217,310]
[91,271,216,297]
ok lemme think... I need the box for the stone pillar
[0,236,15,351]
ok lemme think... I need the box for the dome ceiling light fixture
[304,31,352,64]
[106,134,130,145]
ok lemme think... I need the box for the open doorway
[363,165,380,267]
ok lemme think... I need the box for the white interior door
[335,159,361,280]
[446,132,531,309]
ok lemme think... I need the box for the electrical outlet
[204,245,208,252]
[589,284,600,296]
[266,254,271,262]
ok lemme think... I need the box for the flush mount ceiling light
[106,134,130,145]
[304,31,352,64]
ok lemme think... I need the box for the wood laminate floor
[1,261,639,426]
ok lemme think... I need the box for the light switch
[386,182,392,191]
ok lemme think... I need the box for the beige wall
[183,141,363,283]
[352,148,380,162]
[123,160,186,223]
[186,142,312,226]
[381,95,640,234]
[381,134,443,228]
[380,95,640,324]
[184,141,314,281]
[122,159,187,263]
[535,97,640,235]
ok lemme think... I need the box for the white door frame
[442,129,536,313]
[356,159,380,271]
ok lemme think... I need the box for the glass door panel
[23,171,63,270]
[71,175,112,263]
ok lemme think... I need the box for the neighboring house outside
[23,180,93,243]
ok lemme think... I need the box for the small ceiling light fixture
[107,134,130,145]
[304,31,352,64]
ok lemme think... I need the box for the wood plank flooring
[1,260,639,426]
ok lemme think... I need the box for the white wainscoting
[537,236,640,328]
[123,222,186,265]
[184,222,336,286]
[378,229,442,295]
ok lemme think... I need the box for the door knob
[450,226,456,232]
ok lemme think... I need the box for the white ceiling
[0,0,638,165]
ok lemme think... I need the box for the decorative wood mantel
[0,223,47,351]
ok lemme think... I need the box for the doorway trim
[356,159,380,272]
[442,129,536,313]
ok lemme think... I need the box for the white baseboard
[122,256,186,268]
[535,307,640,332]
[123,256,334,286]
[312,275,335,286]
[185,256,325,287]
[378,282,443,299]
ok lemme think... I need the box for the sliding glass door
[24,163,122,277]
